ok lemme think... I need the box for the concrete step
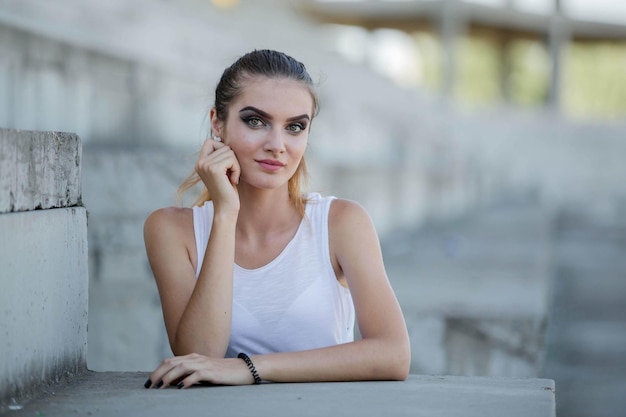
[2,372,556,417]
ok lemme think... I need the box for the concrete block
[0,207,89,406]
[0,128,81,213]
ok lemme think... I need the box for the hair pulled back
[215,49,319,121]
[178,50,319,212]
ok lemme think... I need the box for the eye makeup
[238,106,310,132]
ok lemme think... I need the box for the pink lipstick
[256,159,285,172]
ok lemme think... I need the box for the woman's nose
[264,129,286,153]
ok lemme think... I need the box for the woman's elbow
[389,347,411,381]
[377,338,411,381]
[391,364,410,381]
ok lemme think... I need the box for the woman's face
[216,76,314,191]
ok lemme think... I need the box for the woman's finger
[207,147,240,185]
[158,363,195,389]
[198,137,224,157]
[146,354,198,388]
[228,155,241,185]
[176,371,204,389]
[146,357,176,388]
[196,146,239,185]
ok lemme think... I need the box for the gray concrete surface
[0,128,81,213]
[542,209,626,417]
[0,130,88,407]
[1,372,555,417]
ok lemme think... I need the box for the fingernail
[177,382,184,389]
[144,379,152,389]
[156,380,164,388]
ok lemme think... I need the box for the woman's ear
[209,107,223,138]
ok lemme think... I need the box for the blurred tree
[563,42,626,120]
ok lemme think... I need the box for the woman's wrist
[237,352,262,384]
[212,196,240,217]
[212,208,239,225]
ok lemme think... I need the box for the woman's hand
[145,353,255,389]
[195,138,241,214]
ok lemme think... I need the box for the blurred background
[1,0,625,416]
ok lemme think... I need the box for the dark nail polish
[156,380,164,388]
[144,379,152,389]
[177,382,184,389]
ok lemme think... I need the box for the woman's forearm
[173,212,237,357]
[251,335,411,383]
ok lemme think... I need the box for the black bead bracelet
[238,352,262,384]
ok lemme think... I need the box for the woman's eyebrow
[239,106,309,122]
[287,114,310,122]
[239,106,270,118]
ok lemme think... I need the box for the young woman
[143,50,410,388]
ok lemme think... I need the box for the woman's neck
[235,185,301,240]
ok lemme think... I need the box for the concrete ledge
[0,208,89,406]
[4,372,556,417]
[0,128,81,213]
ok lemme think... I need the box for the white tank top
[193,192,355,358]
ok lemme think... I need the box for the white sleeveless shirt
[193,192,355,358]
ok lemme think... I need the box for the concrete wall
[0,129,88,407]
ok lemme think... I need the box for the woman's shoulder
[328,198,373,233]
[329,197,368,217]
[304,192,370,221]
[144,206,194,239]
[327,198,380,270]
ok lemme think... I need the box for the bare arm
[177,208,238,357]
[144,139,241,358]
[143,207,237,357]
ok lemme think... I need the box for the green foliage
[455,37,502,107]
[563,42,626,120]
[508,40,550,107]
[413,32,626,120]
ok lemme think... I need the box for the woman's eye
[246,117,264,128]
[287,123,305,133]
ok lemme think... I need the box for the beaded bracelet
[238,352,262,384]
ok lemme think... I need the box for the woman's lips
[256,159,285,172]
